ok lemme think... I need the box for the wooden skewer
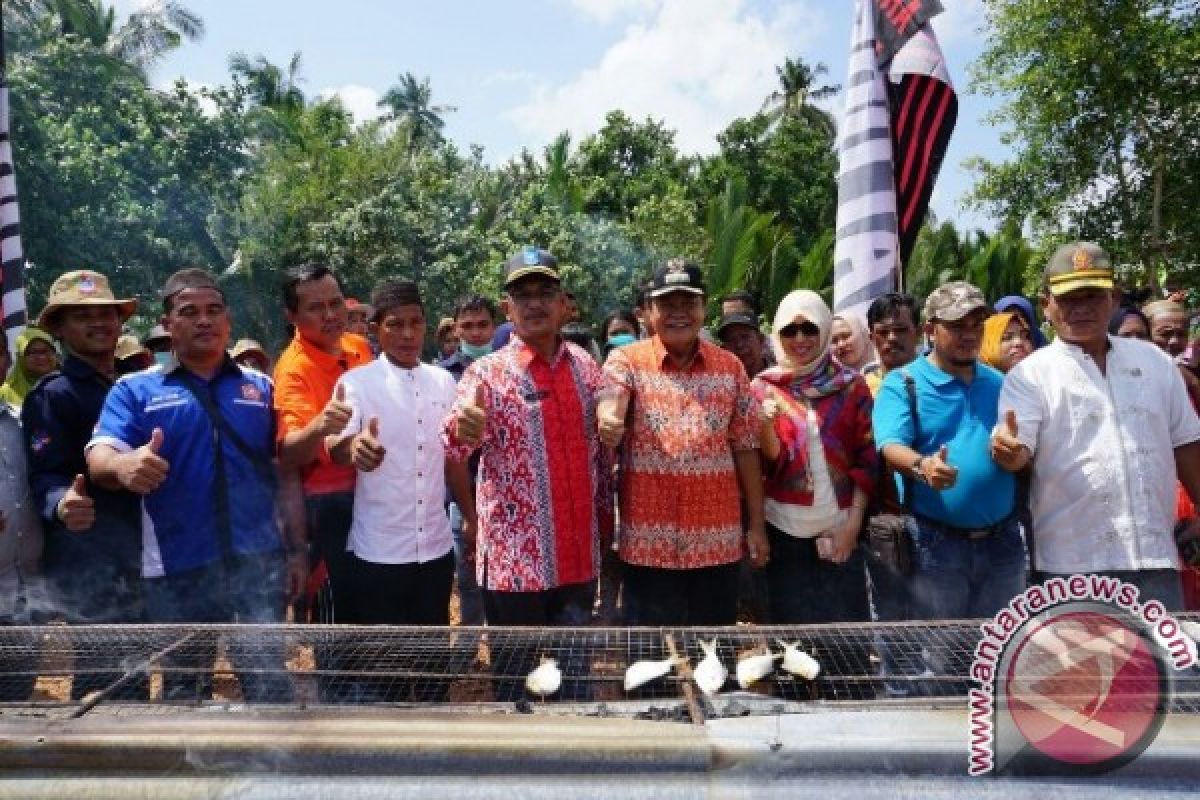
[663,633,705,727]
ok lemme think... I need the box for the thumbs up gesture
[58,473,97,532]
[921,444,959,491]
[352,416,387,472]
[118,427,170,494]
[597,387,630,449]
[990,409,1029,472]
[455,384,488,448]
[320,383,354,437]
[761,386,793,430]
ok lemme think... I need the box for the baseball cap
[36,270,137,329]
[1044,242,1114,296]
[503,247,559,288]
[923,280,988,323]
[716,311,758,336]
[648,258,706,298]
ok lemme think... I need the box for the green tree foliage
[903,218,1036,302]
[760,57,838,137]
[5,9,1051,349]
[377,72,456,155]
[9,37,248,324]
[573,111,695,219]
[969,0,1199,289]
[8,0,203,73]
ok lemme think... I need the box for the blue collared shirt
[873,354,1014,528]
[89,356,282,577]
[437,349,474,382]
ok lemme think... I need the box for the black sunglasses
[779,321,820,338]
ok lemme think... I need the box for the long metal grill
[0,618,1197,722]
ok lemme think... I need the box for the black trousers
[343,551,455,703]
[304,492,353,702]
[766,523,873,699]
[621,561,740,627]
[482,581,595,702]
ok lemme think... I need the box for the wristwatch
[911,456,928,483]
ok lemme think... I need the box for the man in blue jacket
[87,268,305,703]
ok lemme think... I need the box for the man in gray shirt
[0,344,46,700]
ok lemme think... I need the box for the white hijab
[770,290,832,376]
[831,312,876,372]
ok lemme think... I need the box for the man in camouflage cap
[999,242,1200,609]
[873,279,1027,642]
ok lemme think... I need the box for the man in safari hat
[999,242,1200,609]
[21,269,146,699]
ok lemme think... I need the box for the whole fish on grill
[693,638,728,696]
[735,651,780,689]
[777,640,821,680]
[525,658,562,696]
[623,656,684,691]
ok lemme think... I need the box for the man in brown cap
[874,280,1027,619]
[21,269,146,699]
[999,242,1200,609]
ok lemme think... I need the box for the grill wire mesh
[0,617,1196,721]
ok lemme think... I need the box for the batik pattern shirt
[443,337,612,592]
[605,337,760,569]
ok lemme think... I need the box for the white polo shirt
[335,357,456,565]
[999,335,1200,573]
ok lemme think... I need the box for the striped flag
[0,37,27,353]
[833,0,957,318]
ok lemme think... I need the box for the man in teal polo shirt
[873,281,1027,624]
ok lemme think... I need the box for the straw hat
[37,270,137,329]
[230,338,269,362]
[115,333,149,361]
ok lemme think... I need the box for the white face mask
[154,351,172,367]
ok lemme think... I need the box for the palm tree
[761,57,838,137]
[705,177,777,318]
[230,51,305,112]
[377,72,456,154]
[13,0,204,72]
[544,132,584,213]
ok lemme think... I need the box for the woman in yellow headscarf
[0,327,58,407]
[980,311,1032,373]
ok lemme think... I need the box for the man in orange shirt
[273,264,372,663]
[600,259,767,626]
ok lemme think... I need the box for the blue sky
[119,0,1004,229]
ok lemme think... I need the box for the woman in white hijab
[830,312,876,373]
[749,290,878,628]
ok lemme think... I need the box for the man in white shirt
[997,242,1200,609]
[328,279,477,701]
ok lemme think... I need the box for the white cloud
[317,84,385,125]
[507,0,826,157]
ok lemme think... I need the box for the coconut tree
[9,0,203,72]
[761,57,838,137]
[377,72,456,154]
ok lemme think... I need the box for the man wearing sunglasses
[873,281,1027,633]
